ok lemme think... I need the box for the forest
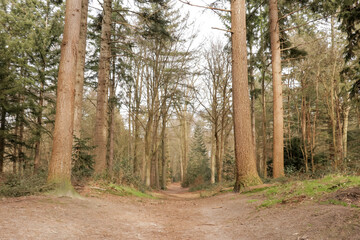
[1,0,359,190]
[0,0,360,238]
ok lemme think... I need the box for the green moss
[234,175,263,192]
[106,184,156,199]
[252,174,360,208]
[48,180,80,198]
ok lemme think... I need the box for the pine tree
[183,125,210,187]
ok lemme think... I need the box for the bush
[0,171,52,197]
[72,137,95,182]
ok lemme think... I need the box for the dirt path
[0,183,359,240]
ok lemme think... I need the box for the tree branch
[178,0,230,12]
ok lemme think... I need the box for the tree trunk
[269,0,284,178]
[261,67,267,178]
[301,91,308,172]
[47,0,82,188]
[343,99,351,159]
[0,107,5,174]
[160,106,168,189]
[210,124,216,184]
[94,0,112,174]
[108,59,116,173]
[73,0,89,140]
[34,78,44,172]
[231,0,262,192]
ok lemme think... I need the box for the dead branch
[178,0,230,12]
[211,27,232,33]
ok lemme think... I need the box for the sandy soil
[0,182,359,240]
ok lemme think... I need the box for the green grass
[105,183,156,199]
[251,174,360,208]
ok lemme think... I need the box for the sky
[89,0,229,47]
[174,0,229,46]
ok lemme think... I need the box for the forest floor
[0,182,359,240]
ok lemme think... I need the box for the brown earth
[0,182,359,240]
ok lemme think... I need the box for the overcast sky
[175,0,229,46]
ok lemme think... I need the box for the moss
[106,184,155,199]
[234,175,263,192]
[255,174,360,208]
[47,179,80,198]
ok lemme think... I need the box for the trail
[0,183,359,240]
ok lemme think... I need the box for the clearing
[0,182,359,240]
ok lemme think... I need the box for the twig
[211,27,232,33]
[178,0,230,12]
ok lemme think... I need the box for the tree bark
[47,0,82,187]
[73,0,89,140]
[269,0,284,178]
[343,98,351,159]
[108,58,116,173]
[261,67,267,178]
[231,0,262,192]
[94,0,112,174]
[34,78,44,172]
[0,107,5,174]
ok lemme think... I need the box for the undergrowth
[0,171,53,197]
[245,174,360,208]
[93,181,155,199]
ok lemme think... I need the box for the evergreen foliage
[183,125,211,187]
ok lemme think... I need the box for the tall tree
[94,0,112,174]
[48,0,82,189]
[231,0,262,192]
[73,0,89,140]
[269,0,284,178]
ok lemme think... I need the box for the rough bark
[94,0,112,174]
[47,0,82,188]
[73,0,89,140]
[269,0,284,178]
[231,0,262,192]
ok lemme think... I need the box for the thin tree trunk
[160,106,168,189]
[48,0,82,187]
[231,0,262,192]
[13,114,19,174]
[343,99,351,159]
[0,107,5,174]
[73,0,89,140]
[34,78,44,172]
[269,0,284,178]
[210,124,216,184]
[108,58,116,173]
[261,67,267,178]
[94,0,112,174]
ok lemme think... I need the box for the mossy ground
[242,174,360,208]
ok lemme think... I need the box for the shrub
[0,171,52,197]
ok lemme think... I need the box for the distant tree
[183,124,210,187]
[94,0,112,175]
